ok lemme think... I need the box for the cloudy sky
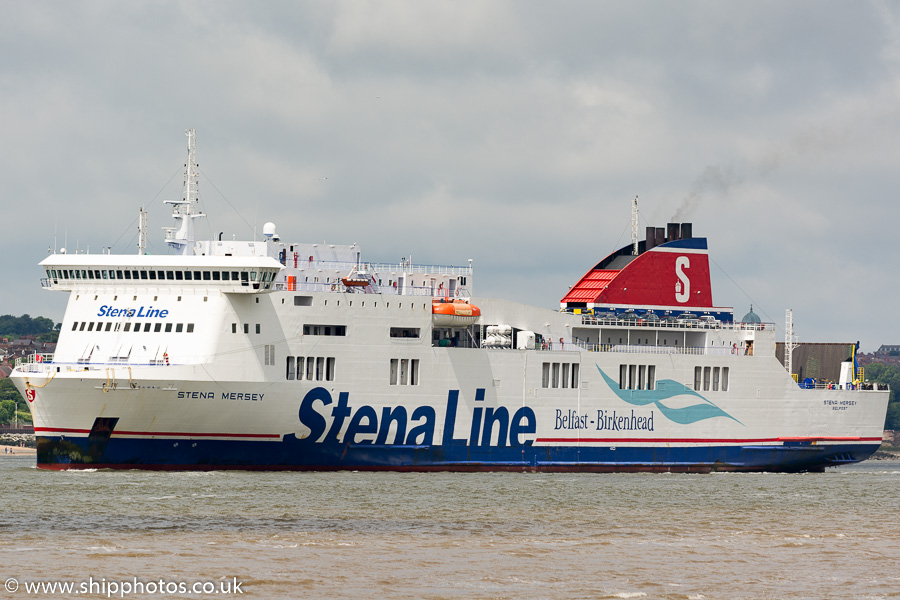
[2,1,899,351]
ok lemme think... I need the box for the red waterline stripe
[34,427,280,439]
[113,430,281,439]
[535,436,882,444]
[34,427,91,434]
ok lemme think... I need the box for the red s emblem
[25,389,36,403]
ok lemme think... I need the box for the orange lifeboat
[432,299,481,327]
[341,276,369,287]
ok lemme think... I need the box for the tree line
[0,314,58,337]
[865,363,900,432]
[0,379,31,425]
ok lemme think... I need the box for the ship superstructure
[12,132,889,471]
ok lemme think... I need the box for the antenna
[631,195,639,256]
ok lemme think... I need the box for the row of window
[285,356,336,381]
[232,323,262,334]
[390,358,420,386]
[541,362,580,389]
[303,324,347,336]
[609,337,680,346]
[319,299,430,309]
[390,327,420,338]
[694,366,730,391]
[618,364,657,391]
[71,321,195,333]
[48,268,276,284]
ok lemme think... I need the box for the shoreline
[0,444,36,456]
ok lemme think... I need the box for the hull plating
[35,435,879,473]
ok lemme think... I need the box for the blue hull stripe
[35,435,879,472]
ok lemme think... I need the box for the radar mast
[163,129,205,254]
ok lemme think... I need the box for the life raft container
[432,300,481,327]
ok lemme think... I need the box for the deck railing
[14,353,211,373]
[274,281,471,298]
[282,259,473,277]
[569,341,747,356]
[579,315,774,331]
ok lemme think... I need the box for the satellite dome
[741,305,761,323]
[263,222,277,238]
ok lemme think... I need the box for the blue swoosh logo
[597,366,742,426]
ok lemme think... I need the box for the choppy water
[0,457,898,599]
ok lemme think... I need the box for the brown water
[0,456,898,599]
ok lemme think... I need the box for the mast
[631,195,639,255]
[138,207,148,254]
[163,129,205,254]
[785,308,799,379]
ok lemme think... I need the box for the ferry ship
[12,131,890,472]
